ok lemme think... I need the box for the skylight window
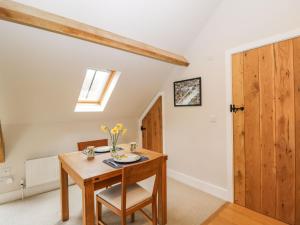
[75,68,120,112]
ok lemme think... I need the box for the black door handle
[230,104,244,113]
[141,126,146,131]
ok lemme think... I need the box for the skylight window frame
[77,70,116,105]
[74,68,120,112]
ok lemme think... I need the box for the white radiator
[25,156,59,188]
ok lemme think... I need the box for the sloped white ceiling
[13,0,222,54]
[0,0,222,124]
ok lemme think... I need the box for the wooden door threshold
[201,203,288,225]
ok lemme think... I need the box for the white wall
[2,0,300,201]
[0,118,137,194]
[162,0,300,191]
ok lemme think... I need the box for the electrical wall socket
[0,176,14,184]
[5,177,13,184]
[0,167,11,177]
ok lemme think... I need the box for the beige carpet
[0,178,224,225]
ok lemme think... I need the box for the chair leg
[131,212,135,223]
[96,201,102,223]
[152,196,157,225]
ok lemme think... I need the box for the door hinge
[230,104,244,113]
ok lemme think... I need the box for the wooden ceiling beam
[0,0,189,66]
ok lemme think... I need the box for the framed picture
[173,77,201,107]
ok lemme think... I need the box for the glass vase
[110,145,118,158]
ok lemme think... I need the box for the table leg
[82,180,95,225]
[60,163,69,221]
[158,158,167,225]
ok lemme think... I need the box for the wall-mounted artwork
[174,77,202,106]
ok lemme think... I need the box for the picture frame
[173,77,202,107]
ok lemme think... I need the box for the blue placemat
[103,156,149,168]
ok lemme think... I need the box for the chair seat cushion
[97,183,152,209]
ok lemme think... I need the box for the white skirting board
[0,179,74,204]
[1,169,229,204]
[167,169,229,201]
[0,181,61,204]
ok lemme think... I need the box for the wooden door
[0,122,4,163]
[142,96,163,153]
[233,38,300,225]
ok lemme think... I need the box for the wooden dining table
[58,145,167,225]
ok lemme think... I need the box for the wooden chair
[96,157,162,225]
[77,139,108,151]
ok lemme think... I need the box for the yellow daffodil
[116,123,123,130]
[111,127,119,134]
[100,123,127,150]
[100,125,108,132]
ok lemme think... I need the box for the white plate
[113,153,141,163]
[94,146,110,153]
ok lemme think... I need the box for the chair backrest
[121,156,162,208]
[77,139,108,151]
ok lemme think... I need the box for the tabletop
[58,144,167,182]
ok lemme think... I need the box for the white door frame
[225,28,300,202]
[138,92,166,153]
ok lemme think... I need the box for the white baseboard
[0,178,75,205]
[167,169,229,201]
[0,189,22,204]
[1,169,229,204]
[0,181,61,204]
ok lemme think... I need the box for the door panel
[0,122,4,163]
[142,115,147,149]
[274,40,295,224]
[232,53,246,206]
[142,112,152,150]
[151,97,162,152]
[244,49,261,212]
[142,96,163,153]
[293,37,300,225]
[259,44,276,217]
[233,38,299,225]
